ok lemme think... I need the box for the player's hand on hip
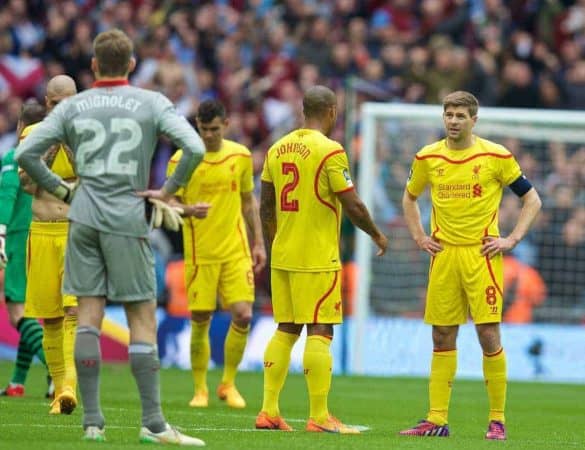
[185,202,211,219]
[53,179,78,204]
[137,188,173,203]
[0,224,7,269]
[481,236,514,259]
[373,233,389,256]
[416,235,442,256]
[252,243,267,273]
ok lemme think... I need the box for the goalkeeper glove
[0,224,7,269]
[148,199,184,232]
[52,180,78,204]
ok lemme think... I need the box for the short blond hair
[442,91,479,117]
[93,29,133,77]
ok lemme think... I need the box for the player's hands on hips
[184,202,212,219]
[0,224,7,269]
[481,235,516,259]
[252,242,267,274]
[53,179,78,204]
[373,232,389,256]
[416,235,443,256]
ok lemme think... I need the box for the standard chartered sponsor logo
[437,183,472,199]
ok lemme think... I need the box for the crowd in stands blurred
[1,0,585,322]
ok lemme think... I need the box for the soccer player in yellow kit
[167,100,266,409]
[20,75,79,415]
[400,91,542,440]
[256,86,388,433]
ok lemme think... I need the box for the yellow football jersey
[20,123,75,179]
[261,128,354,272]
[406,136,522,245]
[167,139,254,264]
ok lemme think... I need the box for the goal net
[352,103,585,374]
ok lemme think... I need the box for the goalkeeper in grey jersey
[16,29,206,446]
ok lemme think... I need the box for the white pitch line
[0,423,279,432]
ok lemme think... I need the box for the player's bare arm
[241,191,266,273]
[18,169,38,195]
[481,187,542,258]
[337,189,388,256]
[166,195,211,219]
[402,189,443,256]
[259,181,277,248]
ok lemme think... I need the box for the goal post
[352,102,585,375]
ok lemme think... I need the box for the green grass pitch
[0,361,583,449]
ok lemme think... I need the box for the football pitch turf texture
[0,362,582,449]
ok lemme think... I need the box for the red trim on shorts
[185,218,198,291]
[415,153,513,164]
[312,271,339,323]
[314,150,345,217]
[484,347,503,357]
[201,153,250,165]
[485,256,503,297]
[92,79,129,87]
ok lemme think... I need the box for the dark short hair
[196,100,226,123]
[20,99,46,127]
[303,85,336,119]
[443,91,479,117]
[93,29,133,77]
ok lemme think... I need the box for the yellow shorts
[425,244,503,326]
[185,258,254,311]
[24,221,77,319]
[271,269,342,324]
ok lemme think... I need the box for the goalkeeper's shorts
[424,243,503,326]
[24,221,77,318]
[270,268,342,324]
[185,258,254,311]
[4,230,28,303]
[63,221,156,302]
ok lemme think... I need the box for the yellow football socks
[43,319,65,395]
[62,314,77,393]
[427,349,457,426]
[222,322,249,385]
[303,335,332,424]
[190,319,211,394]
[261,330,299,417]
[483,347,507,423]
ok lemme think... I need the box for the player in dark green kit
[0,100,50,397]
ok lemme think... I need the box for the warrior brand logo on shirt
[407,168,413,181]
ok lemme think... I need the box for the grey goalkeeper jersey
[16,82,204,237]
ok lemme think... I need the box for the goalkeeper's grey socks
[129,343,166,433]
[75,326,105,430]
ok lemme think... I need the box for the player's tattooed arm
[260,181,277,249]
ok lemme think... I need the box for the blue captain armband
[508,175,532,197]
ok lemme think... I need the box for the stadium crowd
[1,0,585,322]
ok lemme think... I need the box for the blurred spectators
[1,0,585,322]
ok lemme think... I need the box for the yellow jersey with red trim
[167,139,253,264]
[20,124,76,180]
[406,136,522,245]
[261,128,354,272]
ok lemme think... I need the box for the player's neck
[302,120,327,135]
[446,135,475,150]
[93,75,129,88]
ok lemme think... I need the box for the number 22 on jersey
[280,162,299,211]
[73,117,142,176]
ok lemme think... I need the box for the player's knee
[232,311,252,328]
[64,306,78,317]
[432,326,458,350]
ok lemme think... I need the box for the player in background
[16,29,206,446]
[257,85,388,433]
[400,91,541,440]
[0,100,50,397]
[166,100,266,409]
[19,76,79,416]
